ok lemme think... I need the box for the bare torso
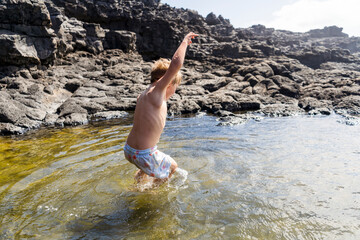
[126,84,167,150]
[126,32,197,150]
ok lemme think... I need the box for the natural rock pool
[0,114,359,239]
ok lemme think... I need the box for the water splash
[133,177,157,192]
[169,167,188,188]
[130,168,188,192]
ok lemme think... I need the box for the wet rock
[217,116,248,126]
[298,97,332,111]
[0,122,25,135]
[15,117,41,130]
[57,112,88,126]
[214,110,235,117]
[260,103,304,117]
[334,95,360,115]
[92,111,128,120]
[308,107,332,115]
[337,114,360,126]
[44,113,58,125]
[216,113,263,126]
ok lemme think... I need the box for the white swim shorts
[124,143,172,179]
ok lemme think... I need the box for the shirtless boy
[124,32,198,184]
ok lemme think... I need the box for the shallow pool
[0,114,359,239]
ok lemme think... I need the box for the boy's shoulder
[138,86,164,108]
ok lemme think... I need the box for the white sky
[162,0,360,37]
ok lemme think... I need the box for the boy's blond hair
[150,58,182,85]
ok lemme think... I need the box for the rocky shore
[0,0,359,135]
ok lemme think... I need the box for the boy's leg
[134,169,147,183]
[168,158,178,178]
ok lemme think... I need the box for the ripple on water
[0,115,360,239]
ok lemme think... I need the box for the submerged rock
[216,113,263,126]
[337,115,360,126]
[260,104,305,117]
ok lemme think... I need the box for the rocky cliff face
[0,0,359,134]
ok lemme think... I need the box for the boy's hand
[183,32,199,45]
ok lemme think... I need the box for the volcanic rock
[0,0,360,134]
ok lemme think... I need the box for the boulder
[0,101,26,124]
[104,30,137,52]
[0,30,40,65]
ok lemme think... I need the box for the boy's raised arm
[155,32,198,90]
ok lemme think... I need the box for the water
[0,114,359,239]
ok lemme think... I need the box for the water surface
[0,114,359,239]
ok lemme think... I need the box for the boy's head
[150,58,182,85]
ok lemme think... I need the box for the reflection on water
[0,114,360,239]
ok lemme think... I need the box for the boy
[124,32,198,184]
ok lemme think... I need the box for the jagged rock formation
[0,0,359,134]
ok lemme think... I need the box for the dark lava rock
[0,0,360,135]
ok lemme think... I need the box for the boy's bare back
[126,32,198,151]
[126,85,168,150]
[124,32,198,183]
